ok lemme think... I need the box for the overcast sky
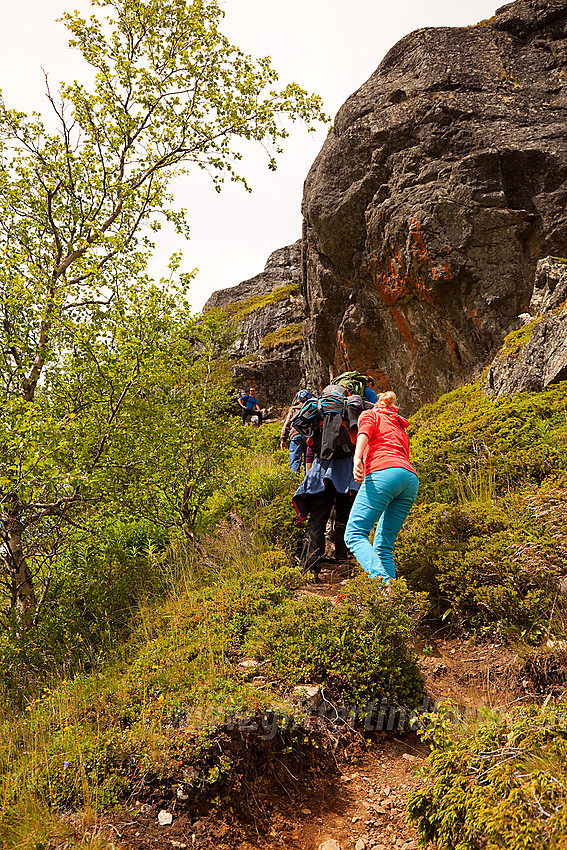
[1,0,499,310]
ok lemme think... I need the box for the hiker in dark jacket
[293,451,359,579]
[281,389,311,472]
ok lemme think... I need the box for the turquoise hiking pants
[344,467,419,583]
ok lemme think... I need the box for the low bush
[411,381,567,502]
[197,437,300,550]
[408,699,567,850]
[399,380,567,640]
[0,520,169,705]
[395,495,564,640]
[247,575,427,707]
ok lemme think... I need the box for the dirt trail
[110,568,531,850]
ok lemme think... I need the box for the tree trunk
[4,517,36,631]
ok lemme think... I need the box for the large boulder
[204,242,305,405]
[301,0,567,413]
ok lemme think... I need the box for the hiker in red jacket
[344,391,419,583]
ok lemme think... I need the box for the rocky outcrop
[486,256,567,395]
[301,0,567,413]
[204,242,305,404]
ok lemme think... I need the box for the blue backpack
[291,385,368,460]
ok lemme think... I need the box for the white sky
[1,0,499,310]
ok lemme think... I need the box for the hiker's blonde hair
[377,390,397,408]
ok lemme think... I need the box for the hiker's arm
[353,433,369,484]
[281,408,293,443]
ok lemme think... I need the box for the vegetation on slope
[397,380,567,640]
[3,371,567,850]
[0,425,425,848]
[217,284,300,321]
[399,379,567,848]
[408,698,567,850]
[259,323,303,351]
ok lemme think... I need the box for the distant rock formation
[486,256,567,395]
[204,242,305,405]
[301,0,567,413]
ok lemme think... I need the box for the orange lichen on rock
[431,260,452,281]
[336,324,351,371]
[390,306,417,355]
[409,217,430,265]
[370,218,449,310]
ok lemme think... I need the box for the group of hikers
[235,372,418,585]
[281,373,418,584]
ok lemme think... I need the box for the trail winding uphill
[107,567,534,850]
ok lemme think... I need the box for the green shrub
[408,699,567,850]
[411,381,567,502]
[217,283,299,320]
[402,381,567,639]
[259,323,303,350]
[247,575,426,707]
[396,497,563,640]
[198,445,299,550]
[0,520,169,703]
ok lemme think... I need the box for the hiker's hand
[353,457,365,483]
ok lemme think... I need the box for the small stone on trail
[340,773,351,782]
[355,839,367,850]
[402,753,417,761]
[352,815,359,823]
[238,658,259,669]
[292,684,322,709]
[157,810,173,826]
[319,841,342,850]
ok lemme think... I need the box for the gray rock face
[301,0,567,413]
[204,242,305,404]
[486,256,567,395]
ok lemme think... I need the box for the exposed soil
[106,568,536,850]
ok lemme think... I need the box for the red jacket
[357,406,417,477]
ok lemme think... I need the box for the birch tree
[0,0,326,628]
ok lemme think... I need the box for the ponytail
[377,390,397,409]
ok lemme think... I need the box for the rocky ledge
[486,255,567,396]
[204,241,305,405]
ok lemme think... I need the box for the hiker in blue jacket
[238,387,263,426]
[281,389,311,472]
[363,376,378,404]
